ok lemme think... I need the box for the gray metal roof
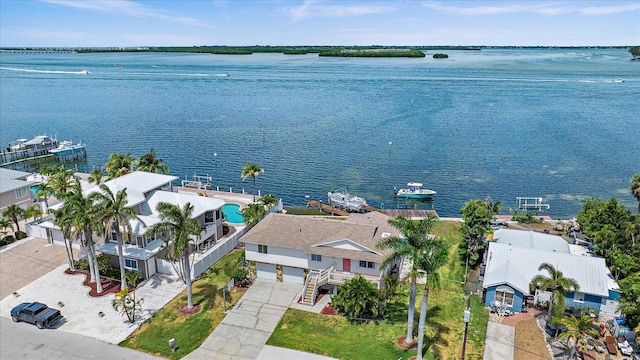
[0,178,34,194]
[483,242,610,297]
[491,228,569,253]
[0,168,31,180]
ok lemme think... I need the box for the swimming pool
[221,204,245,224]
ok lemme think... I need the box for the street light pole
[461,292,472,360]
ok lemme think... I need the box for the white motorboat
[48,140,86,156]
[328,188,368,212]
[394,182,436,199]
[7,135,59,152]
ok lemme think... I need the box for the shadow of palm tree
[420,305,451,360]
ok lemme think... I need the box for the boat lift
[515,197,550,213]
[181,172,212,190]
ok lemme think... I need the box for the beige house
[0,168,34,212]
[240,211,400,305]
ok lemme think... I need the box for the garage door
[256,263,276,280]
[282,266,304,284]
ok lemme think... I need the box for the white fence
[156,226,249,280]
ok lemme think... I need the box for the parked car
[11,302,63,329]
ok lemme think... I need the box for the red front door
[343,258,351,272]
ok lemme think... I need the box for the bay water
[1,49,638,218]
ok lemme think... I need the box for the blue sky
[1,1,638,47]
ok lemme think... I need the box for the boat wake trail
[0,67,89,75]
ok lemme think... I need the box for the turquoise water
[1,49,638,217]
[222,204,245,224]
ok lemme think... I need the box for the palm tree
[34,182,52,208]
[90,185,141,290]
[48,167,78,199]
[0,218,14,239]
[331,275,379,319]
[88,168,105,185]
[24,204,42,222]
[631,174,640,213]
[530,263,580,324]
[2,204,25,232]
[146,202,201,309]
[241,203,267,226]
[258,194,279,212]
[241,163,264,202]
[49,206,76,270]
[557,315,599,359]
[137,148,169,174]
[66,183,104,293]
[105,153,137,179]
[415,238,449,360]
[377,215,438,345]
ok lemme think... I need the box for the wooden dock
[307,200,438,218]
[306,200,350,216]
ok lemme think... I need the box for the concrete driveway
[184,278,303,360]
[0,237,69,299]
[0,263,186,344]
[484,322,515,360]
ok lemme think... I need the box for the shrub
[14,231,27,240]
[3,235,16,244]
[0,239,7,246]
[74,259,91,271]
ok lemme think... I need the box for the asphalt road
[0,317,164,360]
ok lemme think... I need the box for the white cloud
[286,0,394,21]
[580,3,640,15]
[421,1,572,16]
[40,0,213,28]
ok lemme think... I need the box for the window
[15,187,29,198]
[311,254,322,262]
[258,245,268,254]
[359,261,375,269]
[124,258,138,270]
[494,286,514,307]
[110,232,118,242]
[216,210,220,220]
[573,292,585,303]
[205,211,214,223]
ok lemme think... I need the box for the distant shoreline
[0,45,632,55]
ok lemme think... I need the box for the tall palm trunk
[252,177,256,202]
[406,273,417,344]
[184,251,193,309]
[64,237,75,270]
[416,286,430,360]
[116,229,128,290]
[83,230,97,282]
[85,230,103,293]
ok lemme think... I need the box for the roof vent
[382,232,391,239]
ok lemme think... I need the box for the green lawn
[120,249,245,359]
[268,221,489,360]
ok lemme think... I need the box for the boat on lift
[328,188,368,212]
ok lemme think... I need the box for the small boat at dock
[328,188,368,212]
[7,135,59,152]
[394,183,436,199]
[48,140,85,156]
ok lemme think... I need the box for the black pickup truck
[11,302,63,329]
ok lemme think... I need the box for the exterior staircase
[301,266,333,305]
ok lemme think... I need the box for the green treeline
[72,45,481,57]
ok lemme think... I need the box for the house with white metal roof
[39,171,226,279]
[482,229,620,315]
[0,168,34,212]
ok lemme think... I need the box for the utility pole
[461,292,472,360]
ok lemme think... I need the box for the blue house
[482,229,620,315]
